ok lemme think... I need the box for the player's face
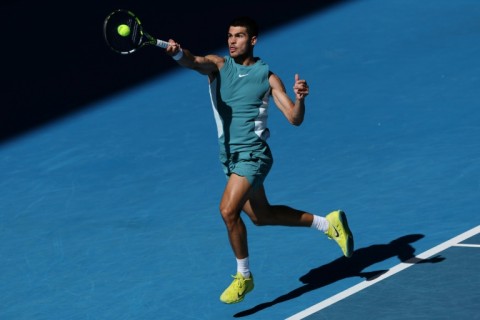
[227,26,256,58]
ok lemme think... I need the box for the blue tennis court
[288,226,480,319]
[1,0,479,319]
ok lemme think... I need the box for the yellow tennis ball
[117,24,130,37]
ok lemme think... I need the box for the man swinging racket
[164,16,354,304]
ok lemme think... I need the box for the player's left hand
[293,74,309,100]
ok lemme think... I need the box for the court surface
[1,0,479,319]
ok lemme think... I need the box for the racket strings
[104,10,145,54]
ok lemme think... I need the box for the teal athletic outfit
[209,56,273,188]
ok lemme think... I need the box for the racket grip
[156,39,169,49]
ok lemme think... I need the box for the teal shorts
[219,145,273,189]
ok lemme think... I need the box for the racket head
[103,9,155,54]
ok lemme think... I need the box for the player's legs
[219,173,253,259]
[243,185,354,257]
[219,173,255,304]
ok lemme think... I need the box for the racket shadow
[234,234,445,318]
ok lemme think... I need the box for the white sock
[236,257,251,278]
[311,215,329,232]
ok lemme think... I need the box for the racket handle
[156,39,169,49]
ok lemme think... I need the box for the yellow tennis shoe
[220,272,254,304]
[325,210,354,258]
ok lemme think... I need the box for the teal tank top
[209,56,271,158]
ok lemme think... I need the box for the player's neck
[233,55,257,66]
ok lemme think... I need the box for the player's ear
[250,36,257,46]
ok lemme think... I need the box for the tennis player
[165,16,354,304]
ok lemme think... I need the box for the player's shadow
[234,234,445,317]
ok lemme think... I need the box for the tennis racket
[103,9,169,54]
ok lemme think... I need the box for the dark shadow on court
[234,234,445,318]
[1,0,353,144]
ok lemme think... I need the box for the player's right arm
[165,39,224,76]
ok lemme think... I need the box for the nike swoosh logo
[238,74,249,78]
[332,226,340,238]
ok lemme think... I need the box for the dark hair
[228,16,259,37]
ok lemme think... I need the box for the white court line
[453,243,480,248]
[286,225,480,320]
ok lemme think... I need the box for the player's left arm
[269,72,309,126]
